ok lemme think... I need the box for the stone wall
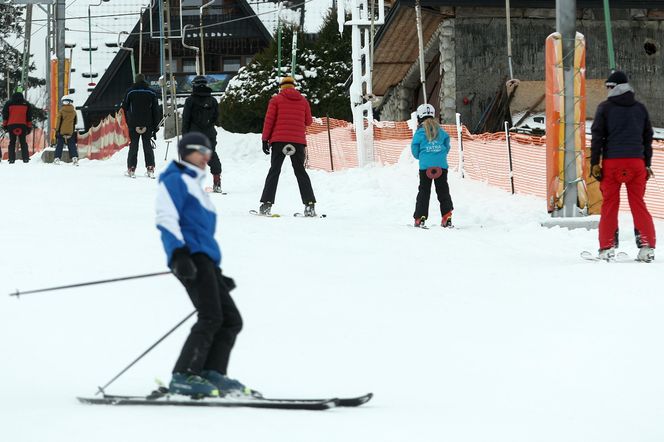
[454,16,664,129]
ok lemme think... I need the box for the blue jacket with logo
[411,126,451,170]
[156,160,221,266]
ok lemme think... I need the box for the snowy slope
[1,132,664,442]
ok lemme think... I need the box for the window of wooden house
[182,58,198,73]
[223,57,241,72]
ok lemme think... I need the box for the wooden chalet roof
[372,4,442,96]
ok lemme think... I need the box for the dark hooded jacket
[590,85,654,167]
[182,85,218,137]
[121,80,162,130]
[2,92,33,134]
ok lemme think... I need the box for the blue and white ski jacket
[411,126,451,170]
[156,160,221,266]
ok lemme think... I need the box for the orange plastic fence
[305,117,664,219]
[77,110,131,160]
[1,128,46,161]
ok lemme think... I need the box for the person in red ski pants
[590,71,656,262]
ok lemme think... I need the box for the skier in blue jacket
[411,104,454,227]
[156,132,258,398]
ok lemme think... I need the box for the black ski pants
[206,132,221,175]
[260,142,316,204]
[8,132,29,162]
[127,129,155,169]
[414,169,454,220]
[173,254,242,375]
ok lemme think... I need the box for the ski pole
[9,271,172,298]
[96,310,196,396]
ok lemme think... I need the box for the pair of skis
[250,210,327,218]
[78,389,372,411]
[580,251,634,262]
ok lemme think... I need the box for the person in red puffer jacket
[2,91,34,163]
[258,76,317,217]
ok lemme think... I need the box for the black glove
[170,248,197,281]
[591,164,602,182]
[646,167,654,181]
[220,274,236,292]
[262,140,271,155]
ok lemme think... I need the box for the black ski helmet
[178,132,212,159]
[192,75,208,87]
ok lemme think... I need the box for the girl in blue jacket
[411,104,454,227]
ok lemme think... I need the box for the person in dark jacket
[258,76,316,216]
[2,91,33,164]
[122,74,162,178]
[156,132,258,398]
[590,70,656,262]
[182,75,222,192]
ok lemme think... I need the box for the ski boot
[414,216,427,228]
[127,167,136,178]
[22,158,29,163]
[53,158,62,165]
[213,174,222,193]
[636,246,655,263]
[169,372,219,398]
[72,157,79,167]
[259,202,272,215]
[303,202,316,217]
[441,211,453,228]
[597,247,616,261]
[146,166,155,179]
[201,370,262,398]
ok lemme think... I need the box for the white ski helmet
[416,103,435,121]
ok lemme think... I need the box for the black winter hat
[192,75,208,87]
[606,71,629,87]
[178,132,212,159]
[135,73,145,83]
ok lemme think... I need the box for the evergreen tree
[0,5,47,121]
[218,9,352,133]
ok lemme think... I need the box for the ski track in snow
[1,129,664,442]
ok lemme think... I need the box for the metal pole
[182,24,200,75]
[56,0,66,108]
[602,0,616,72]
[45,4,52,142]
[414,0,427,104]
[95,310,196,396]
[291,30,298,77]
[21,5,33,90]
[456,112,464,178]
[139,7,144,74]
[505,121,515,194]
[326,114,334,171]
[505,0,514,79]
[164,0,180,139]
[199,0,214,76]
[556,0,579,217]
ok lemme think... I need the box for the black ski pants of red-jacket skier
[414,169,454,220]
[127,129,155,169]
[173,254,242,375]
[260,142,316,204]
[8,132,29,162]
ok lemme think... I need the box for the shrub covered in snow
[218,9,351,133]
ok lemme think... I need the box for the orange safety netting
[305,117,664,219]
[1,128,46,161]
[77,110,131,160]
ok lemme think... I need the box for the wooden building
[81,0,272,129]
[371,0,664,129]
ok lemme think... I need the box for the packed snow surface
[1,131,663,442]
